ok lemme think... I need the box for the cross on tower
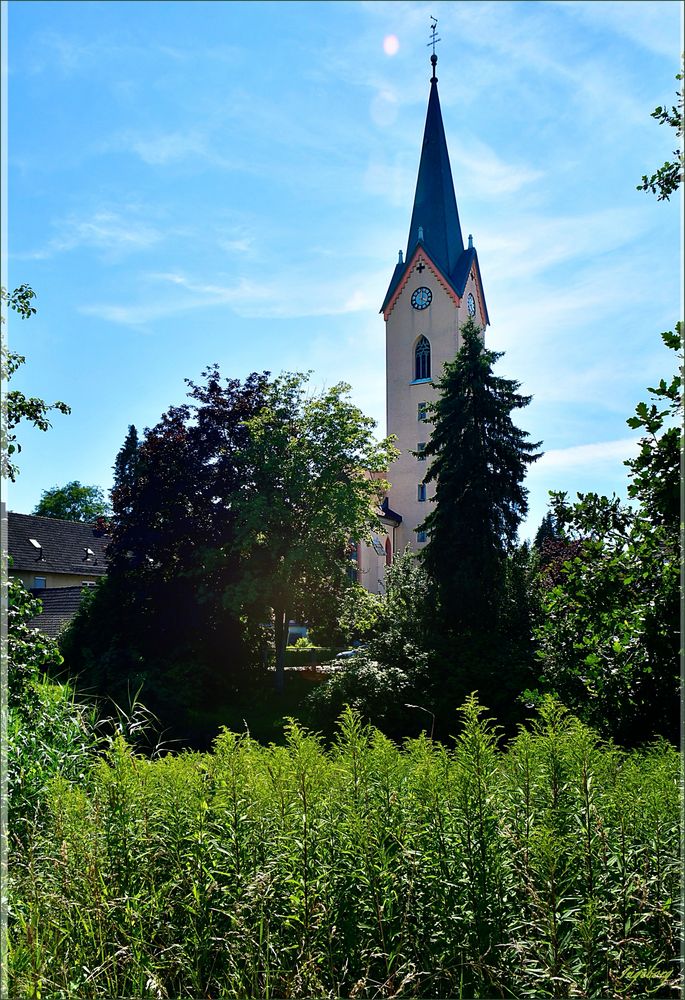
[416,260,426,273]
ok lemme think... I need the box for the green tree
[535,327,682,744]
[637,65,683,201]
[229,374,396,693]
[110,424,140,520]
[624,327,681,528]
[535,79,683,743]
[420,317,542,627]
[7,576,64,711]
[533,510,559,550]
[304,550,433,738]
[1,285,71,482]
[62,369,268,731]
[33,481,110,522]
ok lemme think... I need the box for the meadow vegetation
[7,697,680,999]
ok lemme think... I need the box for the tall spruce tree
[420,318,541,630]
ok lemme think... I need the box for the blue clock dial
[411,286,432,310]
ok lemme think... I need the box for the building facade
[381,51,489,555]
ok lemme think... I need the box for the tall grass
[6,697,681,998]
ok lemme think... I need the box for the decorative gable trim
[383,245,461,321]
[469,259,489,328]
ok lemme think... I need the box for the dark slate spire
[405,53,464,276]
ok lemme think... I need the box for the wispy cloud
[121,131,214,167]
[101,128,242,169]
[546,0,681,60]
[452,139,544,198]
[79,274,267,328]
[14,209,164,260]
[78,262,390,329]
[23,30,244,78]
[478,204,651,282]
[533,437,639,472]
[362,138,544,211]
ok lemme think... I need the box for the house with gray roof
[8,511,110,636]
[8,511,110,591]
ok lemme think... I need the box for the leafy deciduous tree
[637,66,683,201]
[33,481,110,522]
[7,576,64,711]
[229,374,396,692]
[534,327,682,744]
[62,369,270,729]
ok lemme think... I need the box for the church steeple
[381,42,487,323]
[379,31,490,558]
[405,53,464,277]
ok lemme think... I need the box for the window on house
[385,537,392,566]
[417,442,426,461]
[33,576,46,589]
[29,538,44,560]
[346,540,359,583]
[418,483,427,502]
[416,529,427,544]
[415,336,431,380]
[418,401,428,422]
[81,581,96,588]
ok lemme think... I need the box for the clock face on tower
[411,286,432,310]
[467,293,476,317]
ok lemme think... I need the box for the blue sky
[4,0,682,540]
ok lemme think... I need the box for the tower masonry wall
[385,260,486,552]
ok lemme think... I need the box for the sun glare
[383,34,400,56]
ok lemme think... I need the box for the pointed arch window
[415,336,431,380]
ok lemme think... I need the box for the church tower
[381,44,489,553]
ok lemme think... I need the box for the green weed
[6,697,681,998]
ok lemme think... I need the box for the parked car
[335,644,366,660]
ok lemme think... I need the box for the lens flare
[383,34,400,56]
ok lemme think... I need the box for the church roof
[381,58,489,326]
[380,497,402,524]
[406,70,464,276]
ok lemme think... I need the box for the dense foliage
[7,700,680,999]
[60,370,269,733]
[225,372,396,691]
[307,543,540,741]
[420,316,541,627]
[305,551,433,738]
[6,577,64,712]
[61,369,394,731]
[33,480,110,522]
[533,327,682,745]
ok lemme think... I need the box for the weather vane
[428,16,441,57]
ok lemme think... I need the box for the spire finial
[428,16,440,81]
